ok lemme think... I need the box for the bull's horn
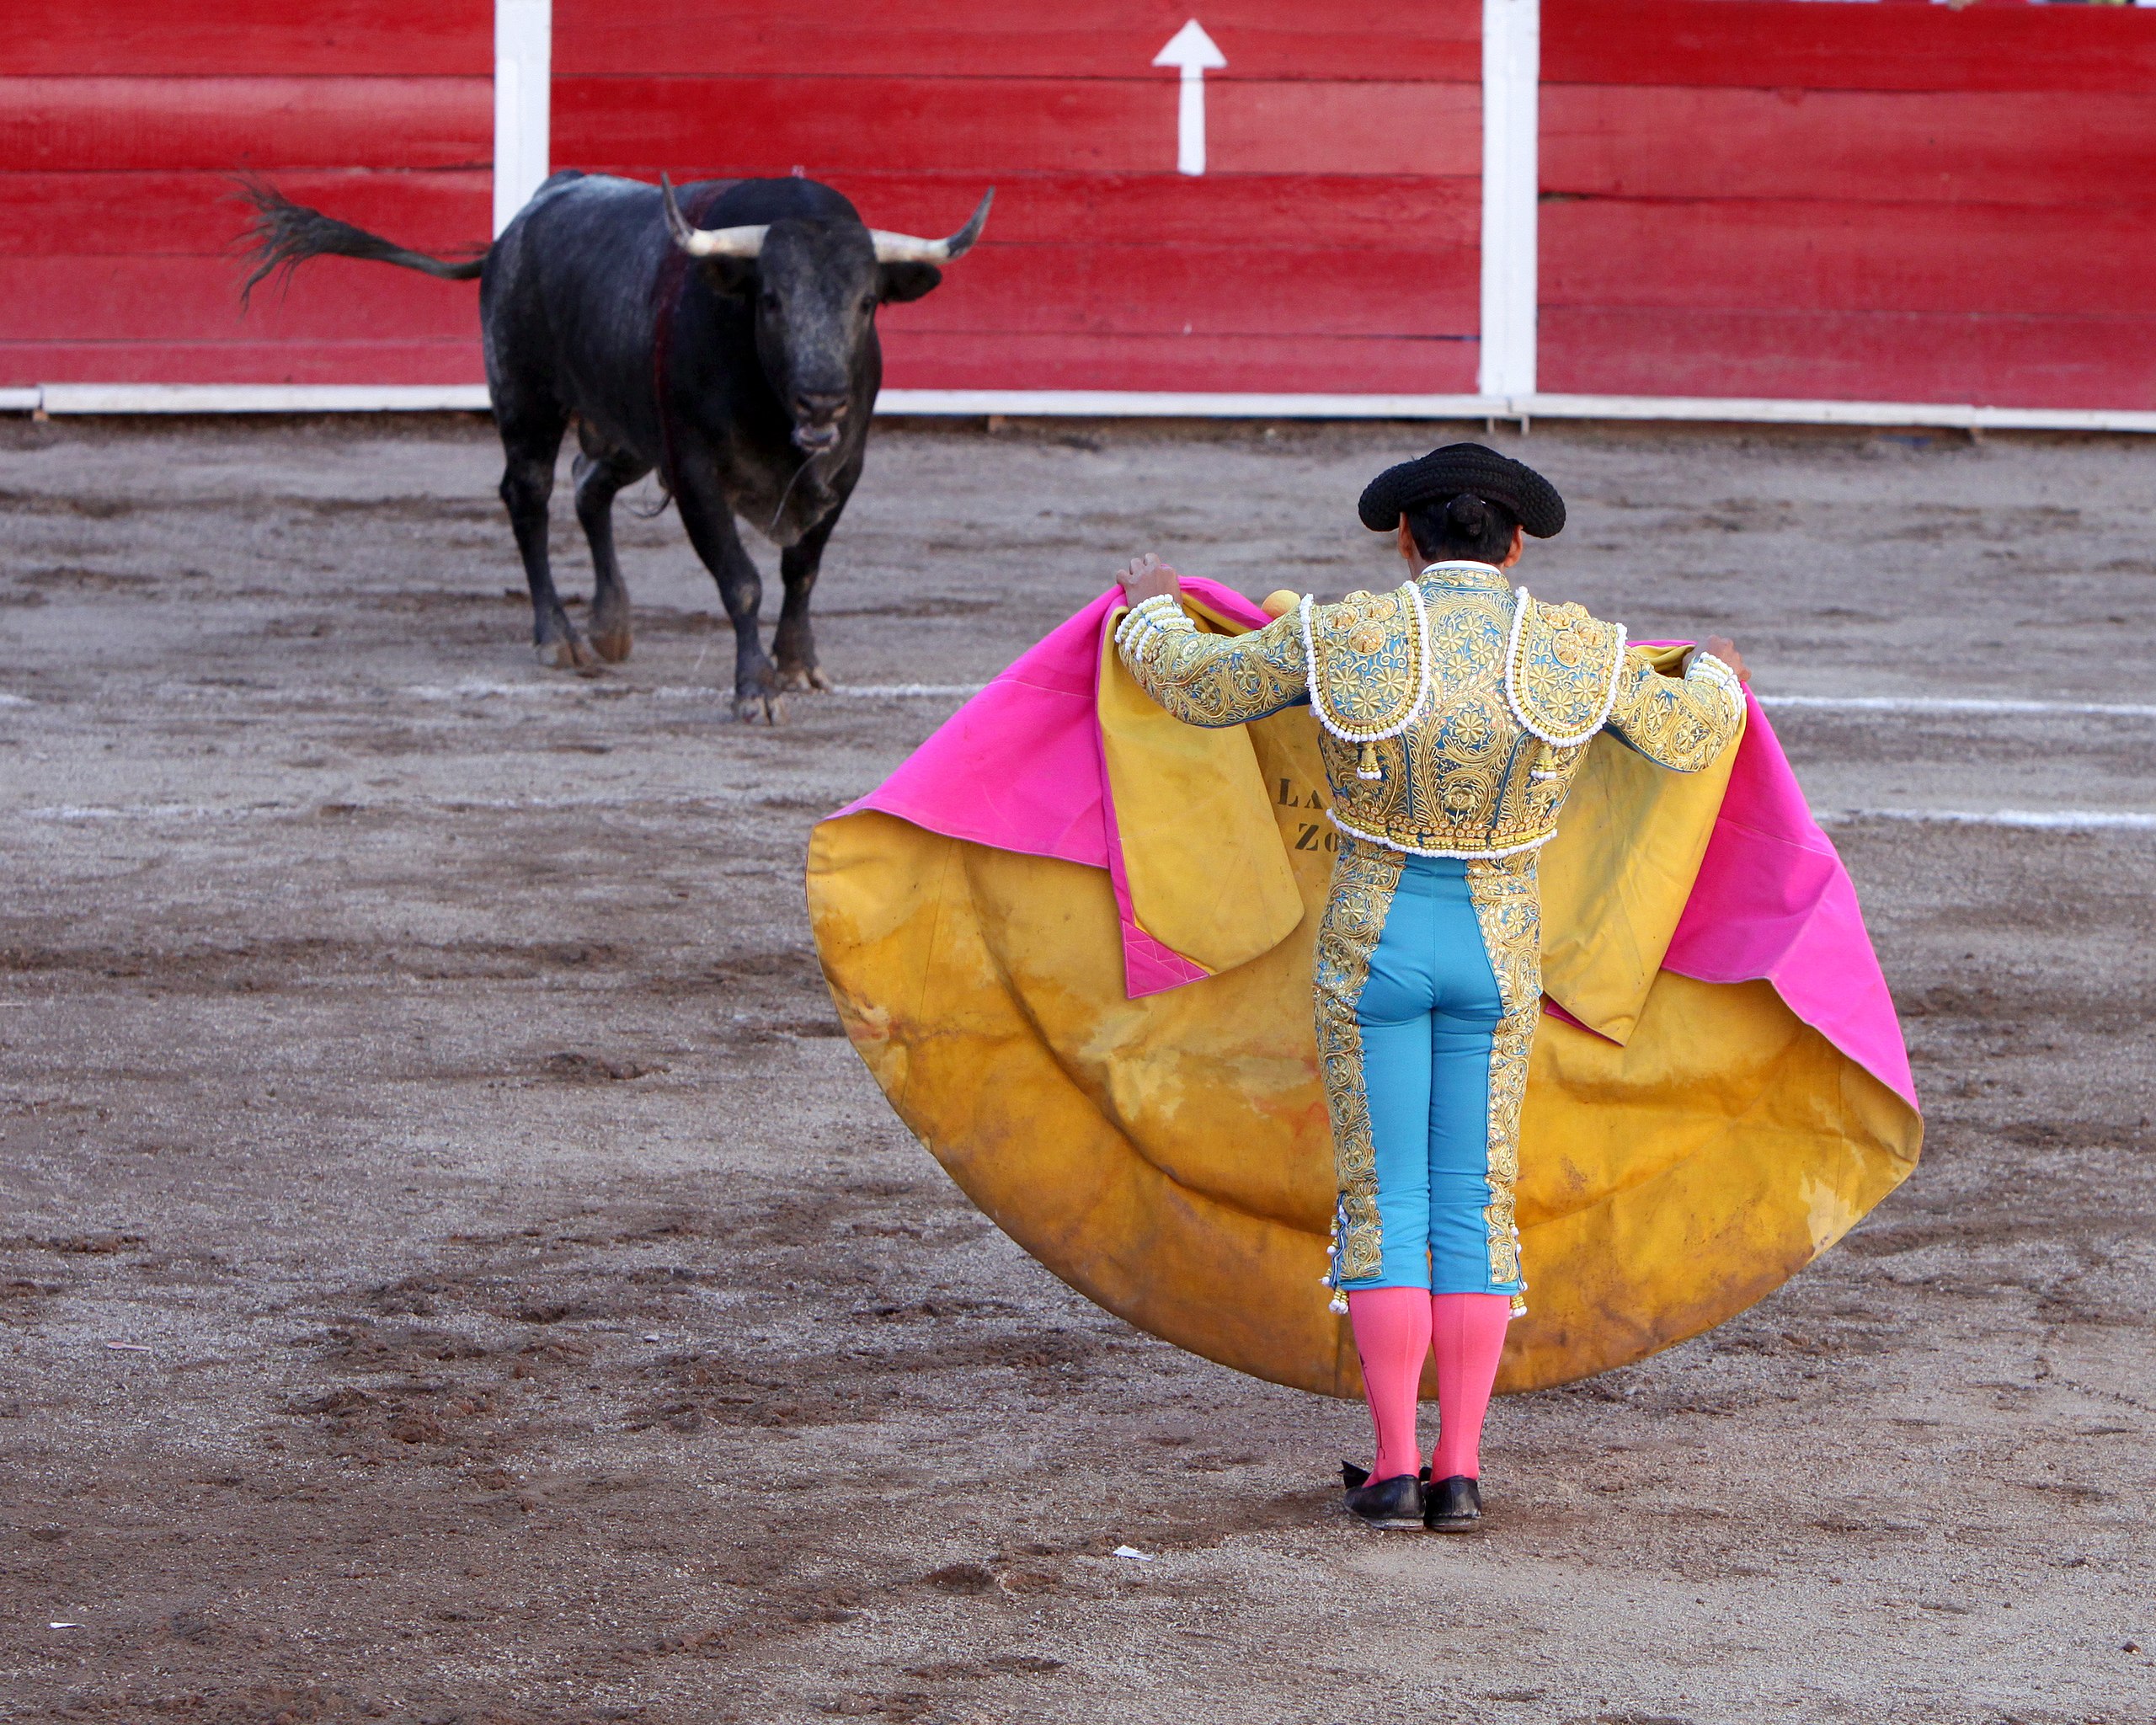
[660,173,767,259]
[868,188,995,264]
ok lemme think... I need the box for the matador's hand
[1690,634,1750,685]
[1118,552,1182,607]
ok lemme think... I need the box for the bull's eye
[860,296,878,314]
[760,290,780,312]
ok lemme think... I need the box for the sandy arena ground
[1,414,2152,1725]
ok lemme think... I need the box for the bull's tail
[236,178,487,306]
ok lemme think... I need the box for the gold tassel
[1356,740,1382,781]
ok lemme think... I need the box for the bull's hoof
[541,633,595,670]
[775,663,831,693]
[590,628,632,664]
[732,692,786,725]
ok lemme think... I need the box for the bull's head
[661,176,992,455]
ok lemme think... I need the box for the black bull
[240,172,991,718]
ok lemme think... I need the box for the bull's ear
[697,256,760,298]
[877,262,942,304]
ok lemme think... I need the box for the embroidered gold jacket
[1115,562,1744,860]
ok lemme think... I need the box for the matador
[1113,444,1748,1533]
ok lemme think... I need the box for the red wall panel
[554,1,1486,395]
[14,1,2145,410]
[0,2,490,388]
[5,3,493,79]
[1542,0,2156,409]
[1542,307,2156,410]
[1542,0,2156,96]
[0,171,493,259]
[11,2,1480,396]
[0,78,491,173]
[552,2,1478,81]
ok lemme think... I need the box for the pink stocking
[1348,1287,1432,1482]
[1429,1292,1512,1481]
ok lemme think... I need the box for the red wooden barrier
[1540,0,2156,409]
[551,0,1486,395]
[6,1,2152,412]
[0,1,491,388]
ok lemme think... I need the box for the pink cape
[837,579,1917,1113]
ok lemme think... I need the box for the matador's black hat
[1356,442,1566,539]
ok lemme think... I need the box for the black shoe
[1340,1461,1431,1491]
[1344,1471,1425,1530]
[1424,1474,1483,1532]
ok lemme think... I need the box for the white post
[1479,0,1540,401]
[493,0,552,237]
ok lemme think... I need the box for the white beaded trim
[1327,809,1557,861]
[1689,650,1747,722]
[1113,591,1187,651]
[1417,559,1507,583]
[1299,581,1433,745]
[1502,586,1628,750]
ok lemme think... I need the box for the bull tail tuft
[233,177,487,307]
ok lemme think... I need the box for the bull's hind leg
[496,409,591,669]
[572,436,651,664]
[773,510,837,693]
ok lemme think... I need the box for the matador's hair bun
[1356,443,1566,539]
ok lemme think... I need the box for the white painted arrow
[1153,19,1226,177]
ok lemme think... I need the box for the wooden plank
[553,0,1479,81]
[0,168,1474,260]
[4,242,1476,347]
[0,256,482,344]
[0,170,491,257]
[547,170,1481,252]
[880,242,1478,339]
[878,330,1479,394]
[1543,199,2156,321]
[6,334,1476,399]
[0,77,490,173]
[1540,307,2156,413]
[0,340,483,389]
[553,76,1481,179]
[1543,0,2156,95]
[6,2,490,77]
[1544,85,2156,209]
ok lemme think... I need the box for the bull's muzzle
[792,390,849,453]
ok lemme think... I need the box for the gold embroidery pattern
[1604,649,1744,772]
[1115,603,1310,729]
[1311,836,1405,1281]
[1307,587,1423,734]
[1318,575,1585,857]
[1465,850,1541,1313]
[1507,597,1626,745]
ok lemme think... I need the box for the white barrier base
[12,383,2156,435]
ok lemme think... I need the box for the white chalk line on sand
[93,681,2156,717]
[408,681,989,702]
[1760,694,2156,720]
[136,680,986,707]
[839,689,2156,715]
[1816,808,2156,832]
[20,798,2153,834]
[20,792,767,824]
[412,686,2156,715]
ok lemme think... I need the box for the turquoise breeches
[1339,854,1521,1296]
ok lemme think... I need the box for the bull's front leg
[773,510,837,693]
[676,485,782,724]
